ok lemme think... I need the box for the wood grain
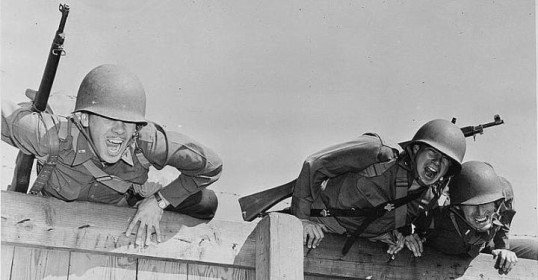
[2,191,537,279]
[10,246,69,280]
[68,252,136,280]
[137,258,187,280]
[256,213,303,280]
[1,244,14,280]
[188,263,255,280]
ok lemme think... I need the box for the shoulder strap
[135,149,152,169]
[29,115,69,195]
[394,166,410,228]
[81,160,133,193]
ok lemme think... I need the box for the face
[82,113,137,163]
[460,202,497,232]
[413,145,451,185]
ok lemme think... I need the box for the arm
[127,123,222,246]
[137,123,223,207]
[2,101,60,158]
[291,133,399,219]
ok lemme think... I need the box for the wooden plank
[1,244,14,280]
[188,263,255,280]
[256,213,303,280]
[303,232,538,280]
[1,190,257,268]
[2,191,537,279]
[137,258,187,280]
[10,246,69,280]
[68,252,136,280]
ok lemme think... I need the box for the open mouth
[473,215,490,227]
[423,166,439,179]
[105,137,125,156]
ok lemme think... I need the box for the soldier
[2,64,223,247]
[412,161,538,275]
[290,119,466,255]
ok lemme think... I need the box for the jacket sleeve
[290,133,400,219]
[137,123,223,207]
[493,176,516,250]
[2,101,60,159]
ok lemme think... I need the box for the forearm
[160,164,222,207]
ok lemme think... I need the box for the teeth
[424,166,438,178]
[108,139,123,144]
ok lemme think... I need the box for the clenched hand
[301,219,328,249]
[125,195,164,246]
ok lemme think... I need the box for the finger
[415,236,424,254]
[319,224,329,232]
[136,223,146,246]
[387,244,396,254]
[155,223,162,243]
[314,227,325,248]
[145,225,152,246]
[409,239,422,256]
[303,230,309,246]
[306,231,314,248]
[406,241,418,256]
[312,228,322,248]
[504,260,514,272]
[126,215,140,237]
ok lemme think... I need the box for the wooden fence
[1,191,536,279]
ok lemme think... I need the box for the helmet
[74,64,146,123]
[449,161,504,205]
[410,119,466,176]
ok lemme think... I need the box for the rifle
[238,115,505,221]
[9,4,70,193]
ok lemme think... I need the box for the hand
[125,196,164,246]
[301,219,328,249]
[403,233,425,257]
[492,249,517,275]
[386,230,405,255]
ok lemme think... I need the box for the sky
[1,0,536,237]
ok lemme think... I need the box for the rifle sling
[29,114,64,195]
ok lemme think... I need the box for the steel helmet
[74,64,146,123]
[449,161,504,205]
[410,119,466,176]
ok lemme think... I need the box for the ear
[80,112,90,127]
[412,144,420,154]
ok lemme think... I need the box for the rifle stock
[238,115,505,221]
[9,4,70,193]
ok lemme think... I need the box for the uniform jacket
[414,206,512,258]
[2,105,222,207]
[290,133,443,237]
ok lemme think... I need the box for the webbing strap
[339,190,424,255]
[394,167,409,228]
[29,114,62,195]
[82,161,133,193]
[135,151,152,169]
[341,216,377,255]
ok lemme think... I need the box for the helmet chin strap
[407,144,429,187]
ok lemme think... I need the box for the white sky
[1,0,536,237]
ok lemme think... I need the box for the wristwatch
[154,192,167,209]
